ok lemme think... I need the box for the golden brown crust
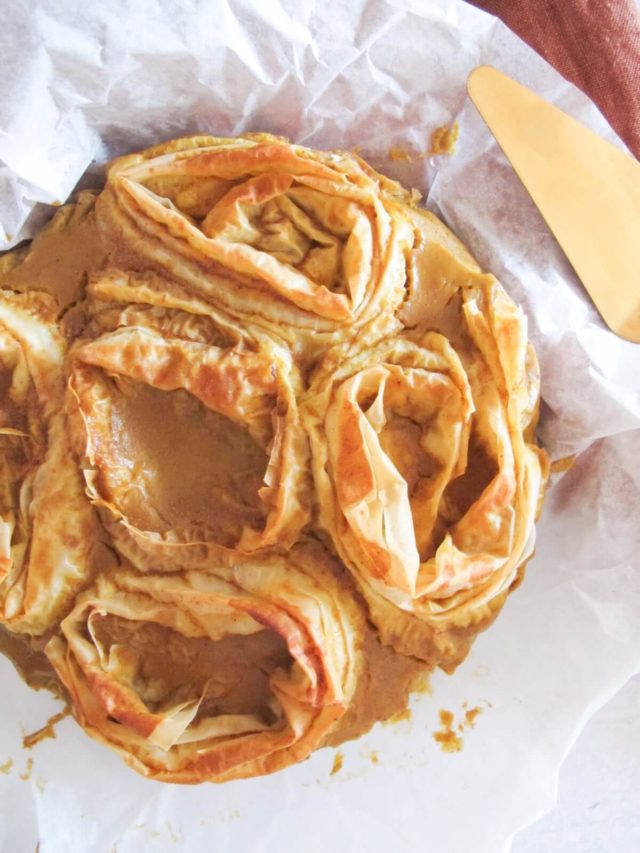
[95,134,416,360]
[0,290,113,634]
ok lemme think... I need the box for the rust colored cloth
[468,0,640,157]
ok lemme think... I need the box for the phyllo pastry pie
[0,291,111,634]
[0,133,548,783]
[45,543,364,783]
[67,269,309,571]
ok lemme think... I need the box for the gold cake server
[467,65,640,343]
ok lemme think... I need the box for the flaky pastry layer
[303,251,548,666]
[45,543,364,783]
[96,134,417,357]
[0,291,111,634]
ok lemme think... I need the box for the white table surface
[512,674,640,852]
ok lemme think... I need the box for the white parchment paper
[1,2,639,851]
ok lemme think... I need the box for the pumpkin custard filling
[106,381,269,544]
[0,134,548,783]
[89,616,292,728]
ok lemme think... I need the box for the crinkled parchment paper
[1,2,639,851]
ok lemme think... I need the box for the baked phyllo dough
[68,273,309,570]
[95,134,415,354]
[0,291,109,634]
[303,255,547,667]
[45,544,364,783]
[0,134,549,780]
